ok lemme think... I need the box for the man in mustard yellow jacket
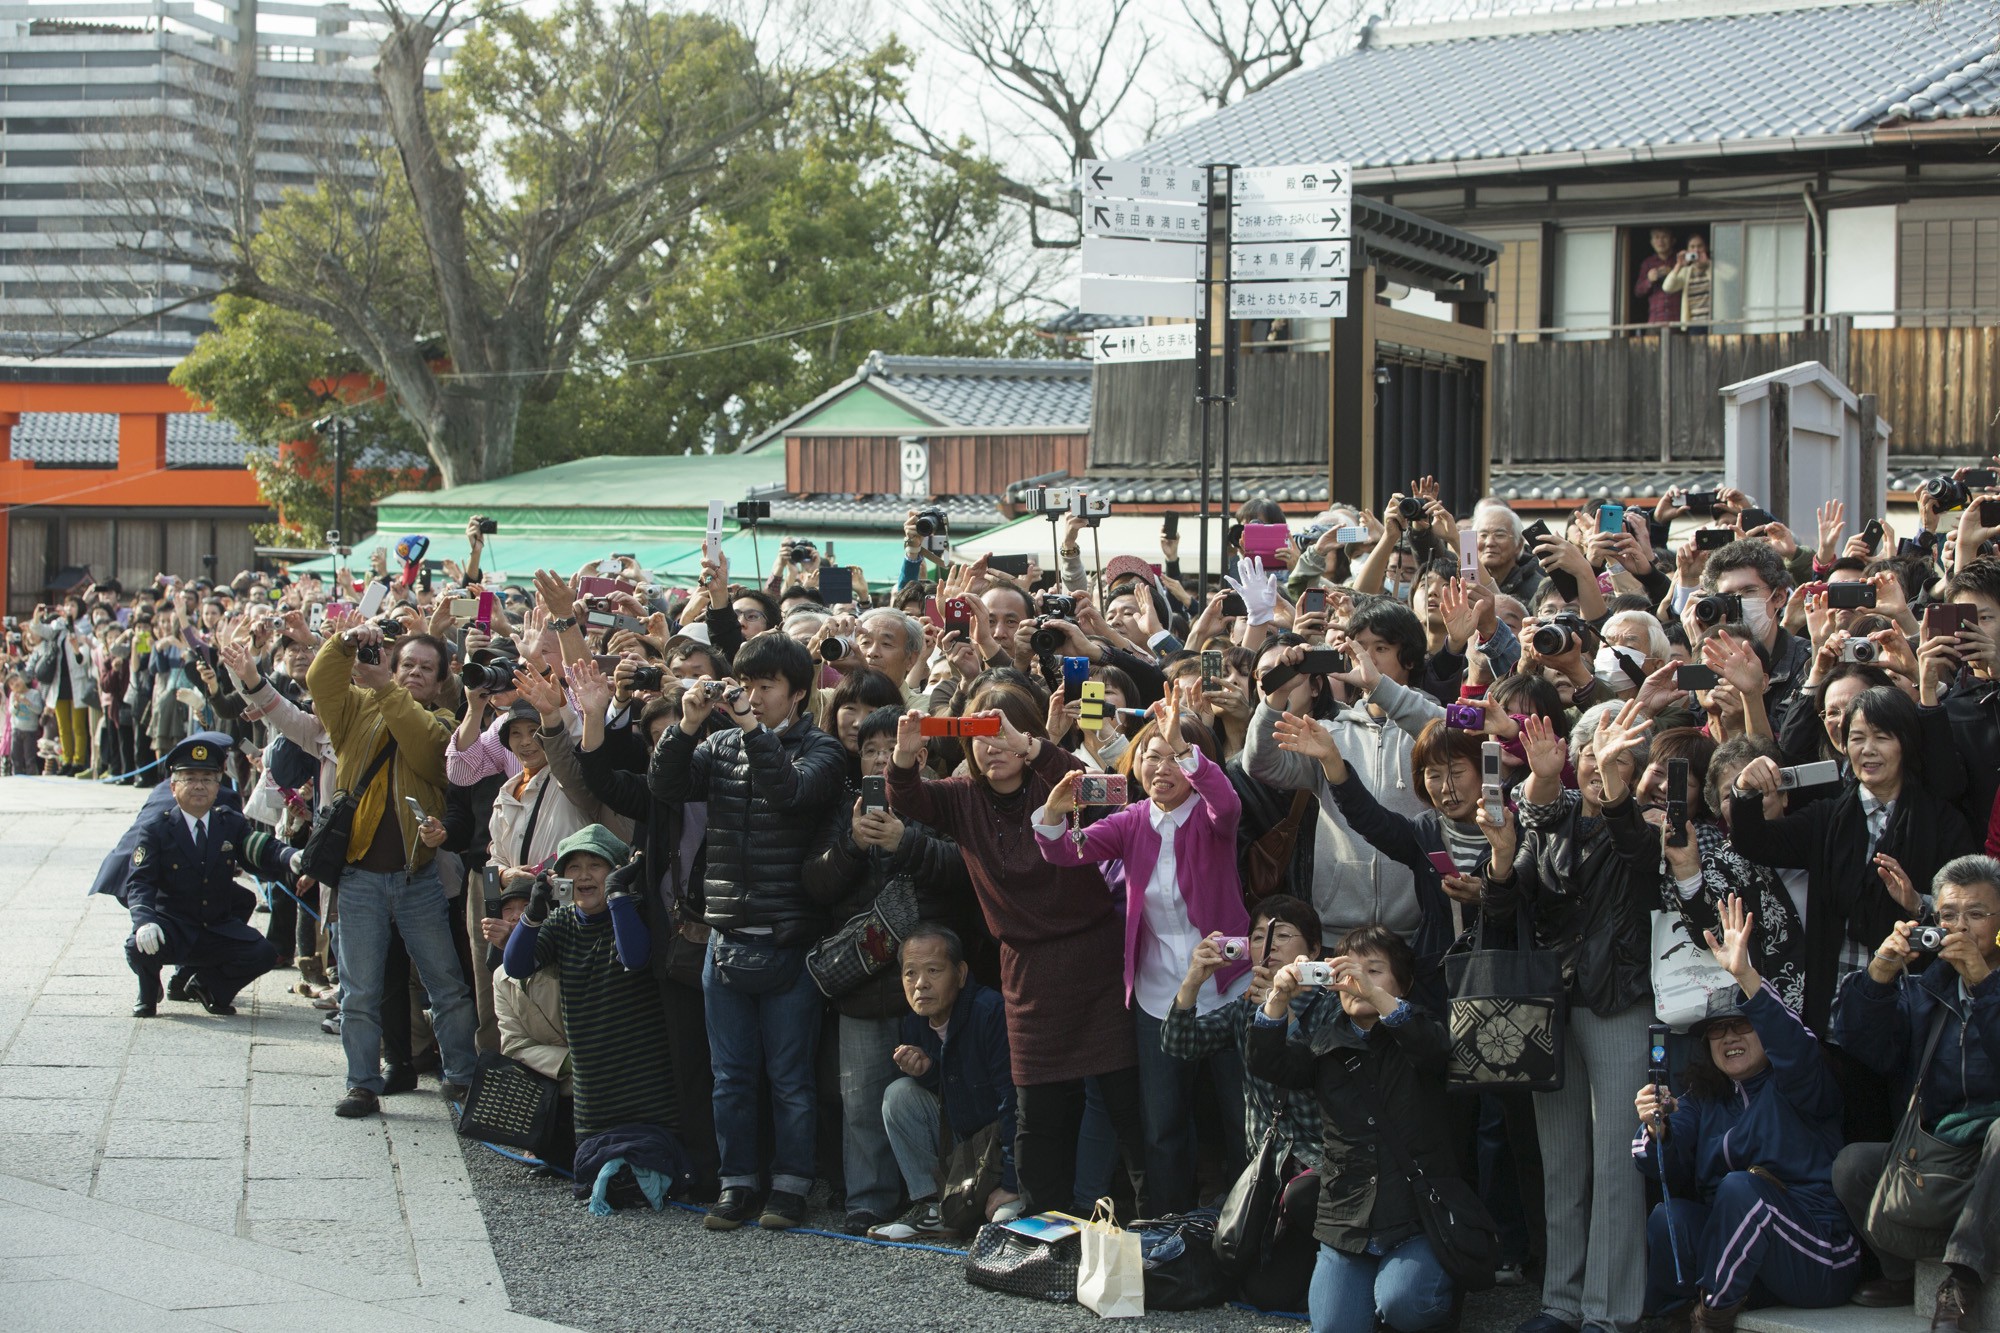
[307,614,479,1120]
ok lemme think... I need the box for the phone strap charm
[1069,806,1087,848]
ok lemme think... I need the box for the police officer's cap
[166,736,226,773]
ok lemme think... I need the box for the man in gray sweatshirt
[1243,601,1435,947]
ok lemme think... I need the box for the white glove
[133,923,164,955]
[1225,557,1280,626]
[288,850,306,876]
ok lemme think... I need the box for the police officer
[127,736,298,1017]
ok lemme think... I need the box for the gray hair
[1603,610,1671,662]
[784,608,829,634]
[1571,701,1652,771]
[861,607,924,657]
[1471,498,1523,539]
[1934,855,2000,899]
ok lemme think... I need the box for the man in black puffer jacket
[649,631,848,1233]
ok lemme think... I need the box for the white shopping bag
[1076,1197,1145,1318]
[1651,909,1739,1028]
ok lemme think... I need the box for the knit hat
[553,824,630,874]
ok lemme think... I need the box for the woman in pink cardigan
[1035,701,1252,1214]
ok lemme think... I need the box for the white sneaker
[1495,1262,1526,1287]
[321,1013,342,1035]
[991,1198,1026,1224]
[868,1199,950,1241]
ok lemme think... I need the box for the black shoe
[132,1000,157,1018]
[1854,1277,1916,1308]
[184,976,236,1015]
[1514,1318,1582,1333]
[704,1187,759,1231]
[166,971,191,1002]
[1933,1274,1981,1333]
[438,1080,468,1105]
[334,1088,380,1118]
[843,1209,892,1236]
[381,1064,418,1095]
[759,1189,807,1230]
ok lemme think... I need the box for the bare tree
[1181,0,1379,108]
[905,0,1162,248]
[88,0,787,485]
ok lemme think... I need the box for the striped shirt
[531,903,676,1138]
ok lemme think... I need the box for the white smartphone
[356,580,388,618]
[1459,530,1479,582]
[1480,739,1505,825]
[705,499,725,564]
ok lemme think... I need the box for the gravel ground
[461,1141,1546,1332]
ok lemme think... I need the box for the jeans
[883,1076,944,1200]
[331,864,478,1095]
[1309,1236,1454,1333]
[1135,1005,1248,1214]
[838,1013,904,1218]
[702,936,823,1196]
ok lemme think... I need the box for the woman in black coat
[1729,684,1977,1141]
[1247,925,1459,1333]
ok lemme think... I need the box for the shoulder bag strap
[354,734,398,796]
[516,771,555,867]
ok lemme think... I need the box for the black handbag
[1130,1209,1231,1311]
[965,1218,1081,1303]
[1443,904,1568,1093]
[454,1052,559,1152]
[937,1118,1005,1237]
[1212,1122,1287,1276]
[298,737,397,889]
[1868,1005,1982,1258]
[805,876,920,999]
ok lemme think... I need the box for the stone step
[1739,1260,1951,1333]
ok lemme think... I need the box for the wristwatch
[548,615,577,632]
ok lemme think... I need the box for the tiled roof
[859,352,1093,430]
[8,411,250,467]
[1008,473,1332,506]
[1141,1,2000,178]
[766,493,1005,529]
[1488,458,1984,505]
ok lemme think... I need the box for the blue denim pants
[702,935,823,1196]
[331,864,478,1095]
[1309,1235,1454,1333]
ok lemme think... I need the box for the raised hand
[1520,713,1567,781]
[1702,893,1761,994]
[1273,710,1339,763]
[1225,557,1280,626]
[532,569,577,621]
[1816,499,1846,565]
[1873,852,1921,913]
[512,668,567,724]
[892,707,925,769]
[567,657,614,718]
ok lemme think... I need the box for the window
[1897,202,2000,328]
[1552,228,1615,340]
[1710,220,1807,332]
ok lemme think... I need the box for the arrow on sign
[1092,205,1110,227]
[1090,166,1112,190]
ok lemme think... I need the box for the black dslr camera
[460,651,519,692]
[1692,590,1745,628]
[1531,610,1591,657]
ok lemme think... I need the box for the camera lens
[1531,623,1575,656]
[1031,625,1065,656]
[631,665,663,691]
[819,636,853,662]
[1926,477,1971,511]
[1693,593,1738,627]
[1912,925,1949,953]
[1397,496,1426,523]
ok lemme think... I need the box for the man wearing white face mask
[1685,540,1812,732]
[1596,610,1670,699]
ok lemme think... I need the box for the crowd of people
[9,478,2000,1333]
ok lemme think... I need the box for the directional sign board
[1230,162,1351,206]
[1080,277,1200,320]
[1083,198,1207,244]
[1082,236,1203,283]
[1079,159,1205,206]
[1228,240,1349,283]
[1230,280,1349,320]
[1088,325,1199,364]
[1231,201,1349,244]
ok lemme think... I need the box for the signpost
[1075,156,1356,590]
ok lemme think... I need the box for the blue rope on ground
[466,1130,1311,1310]
[258,876,321,923]
[18,755,163,783]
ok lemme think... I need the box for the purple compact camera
[1443,702,1484,730]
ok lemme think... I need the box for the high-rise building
[0,0,387,357]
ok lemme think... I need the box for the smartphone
[1665,758,1689,849]
[1076,773,1127,805]
[860,774,887,814]
[1648,1023,1672,1093]
[1062,655,1092,702]
[1597,502,1626,535]
[482,864,502,918]
[1200,649,1223,691]
[1220,591,1247,618]
[447,597,479,619]
[1682,490,1718,517]
[1078,680,1107,733]
[1161,512,1179,540]
[1241,523,1290,562]
[1458,530,1479,581]
[1426,850,1459,878]
[1826,582,1877,610]
[1925,602,1976,639]
[1480,740,1505,826]
[1694,527,1732,551]
[1963,468,2000,488]
[919,714,1002,738]
[576,575,625,599]
[1519,519,1552,548]
[474,588,494,630]
[1980,498,2000,529]
[704,498,726,564]
[1775,760,1842,790]
[1333,525,1370,545]
[986,553,1032,578]
[942,597,974,637]
[355,580,388,618]
[1301,588,1327,616]
[1739,506,1778,531]
[1863,518,1884,554]
[1298,648,1351,675]
[1675,664,1720,690]
[817,567,854,606]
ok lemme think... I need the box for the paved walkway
[0,776,573,1332]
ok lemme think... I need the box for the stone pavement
[0,776,575,1332]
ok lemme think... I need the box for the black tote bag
[1442,905,1568,1094]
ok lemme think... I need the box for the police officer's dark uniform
[126,737,296,1017]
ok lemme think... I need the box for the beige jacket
[495,967,571,1094]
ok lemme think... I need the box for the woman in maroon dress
[886,674,1147,1216]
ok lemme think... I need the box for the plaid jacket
[1160,988,1339,1172]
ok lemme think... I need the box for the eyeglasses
[1704,1020,1755,1041]
[1936,909,1997,927]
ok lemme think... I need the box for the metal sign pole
[1219,164,1239,561]
[1195,164,1217,598]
